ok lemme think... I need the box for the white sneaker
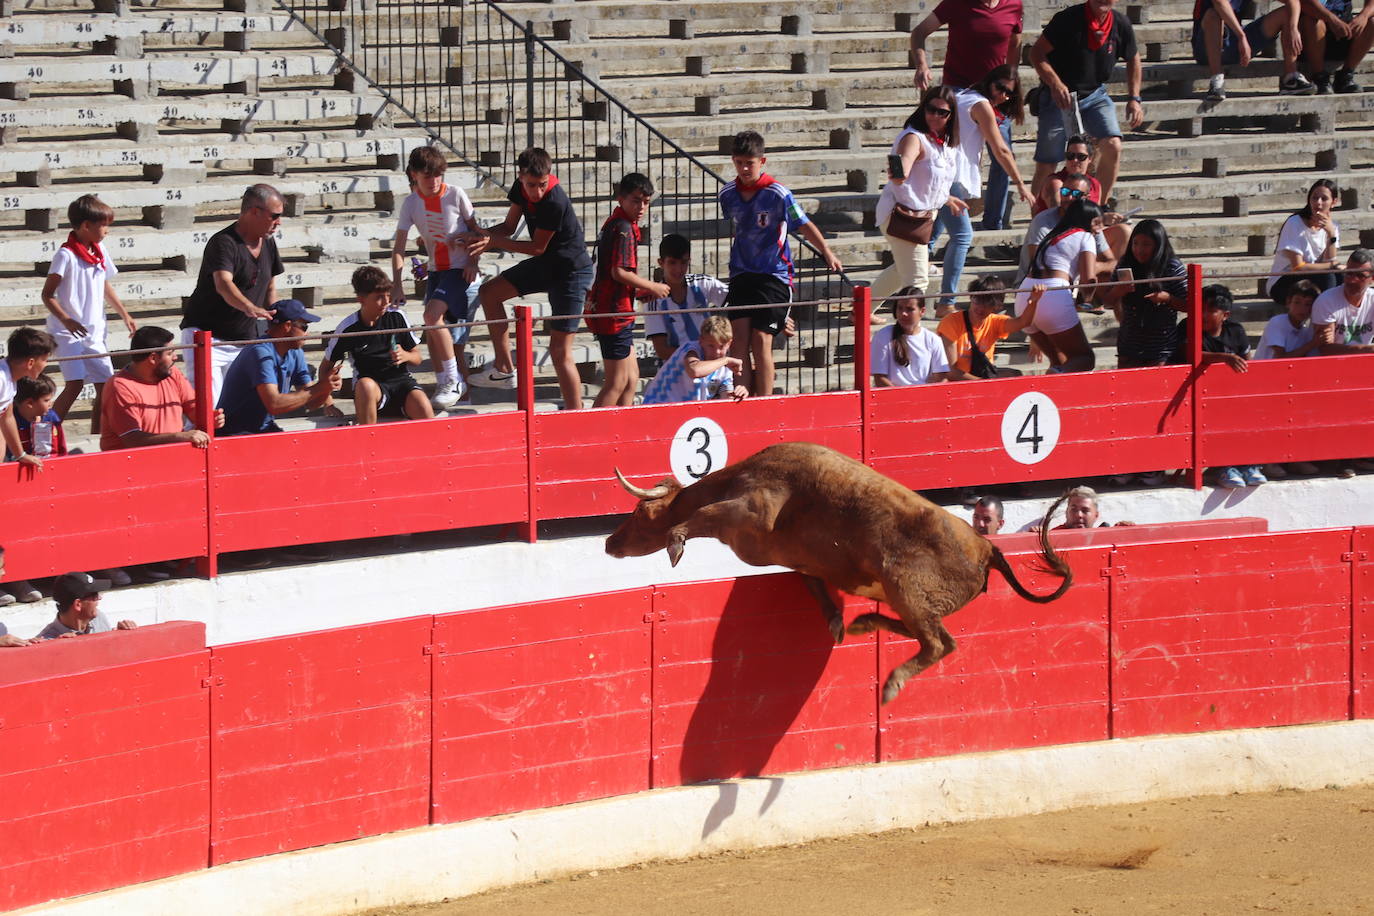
[431,378,461,410]
[6,580,41,603]
[0,590,15,607]
[467,362,516,390]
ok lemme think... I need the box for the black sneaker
[1314,70,1334,94]
[1333,68,1362,94]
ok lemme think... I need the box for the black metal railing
[274,0,852,393]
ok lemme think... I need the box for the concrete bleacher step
[0,50,340,96]
[0,11,302,48]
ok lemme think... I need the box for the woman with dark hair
[1267,179,1341,305]
[1014,197,1103,372]
[932,65,1036,317]
[872,85,966,303]
[1103,219,1187,368]
[870,288,950,386]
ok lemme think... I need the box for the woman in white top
[1014,197,1105,373]
[933,66,1035,315]
[1267,179,1341,306]
[872,86,966,303]
[871,288,950,386]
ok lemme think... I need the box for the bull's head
[604,469,689,565]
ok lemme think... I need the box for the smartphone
[1121,206,1144,220]
[887,154,905,181]
[1116,268,1134,283]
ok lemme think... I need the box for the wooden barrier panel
[650,575,878,787]
[208,617,432,865]
[0,446,208,581]
[1198,356,1374,469]
[879,547,1112,761]
[867,367,1193,490]
[1354,527,1374,720]
[210,412,529,554]
[1111,530,1353,738]
[531,392,862,521]
[0,629,210,911]
[431,590,653,823]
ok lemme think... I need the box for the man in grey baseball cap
[36,572,137,639]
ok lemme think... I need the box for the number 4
[1016,403,1043,455]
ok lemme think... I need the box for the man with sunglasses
[909,0,1024,231]
[217,298,341,435]
[181,183,286,404]
[1029,0,1144,203]
[1017,174,1113,280]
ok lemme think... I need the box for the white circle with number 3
[670,417,728,485]
[1001,391,1060,465]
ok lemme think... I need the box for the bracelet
[1127,95,1143,103]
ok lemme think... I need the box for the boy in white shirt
[40,194,137,434]
[641,316,748,404]
[643,234,729,362]
[390,146,481,409]
[1255,279,1321,359]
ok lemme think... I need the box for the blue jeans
[933,181,973,307]
[981,117,1014,231]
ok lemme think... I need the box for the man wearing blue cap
[217,298,341,435]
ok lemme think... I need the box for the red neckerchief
[61,231,106,270]
[928,133,947,148]
[521,173,560,205]
[600,205,641,243]
[741,172,777,192]
[1084,3,1112,51]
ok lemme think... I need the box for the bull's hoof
[880,675,905,705]
[829,617,845,644]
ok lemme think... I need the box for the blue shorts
[1033,85,1122,164]
[501,258,594,334]
[1190,15,1275,66]
[425,269,478,345]
[596,326,635,361]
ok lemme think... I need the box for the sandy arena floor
[360,784,1374,916]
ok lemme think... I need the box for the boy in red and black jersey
[586,173,670,408]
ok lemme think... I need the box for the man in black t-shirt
[181,183,285,403]
[319,265,433,425]
[1029,0,1143,203]
[461,147,594,410]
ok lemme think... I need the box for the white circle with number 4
[1001,391,1060,465]
[670,417,728,485]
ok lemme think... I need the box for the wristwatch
[1127,95,1143,103]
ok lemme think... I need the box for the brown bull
[605,442,1073,703]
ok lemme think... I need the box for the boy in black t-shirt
[462,148,594,410]
[1169,283,1251,370]
[319,266,434,425]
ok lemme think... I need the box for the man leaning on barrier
[100,326,223,451]
[217,299,340,436]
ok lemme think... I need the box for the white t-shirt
[952,89,990,199]
[396,183,477,272]
[1254,314,1315,359]
[45,246,118,340]
[644,274,728,349]
[870,326,950,386]
[876,129,959,227]
[1312,285,1374,346]
[0,359,14,413]
[1032,229,1097,280]
[1267,213,1338,294]
[1018,209,1109,281]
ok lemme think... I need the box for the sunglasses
[1059,187,1086,199]
[991,82,1015,96]
[924,104,953,118]
[1064,152,1091,162]
[256,205,285,220]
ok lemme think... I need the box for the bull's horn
[615,468,672,501]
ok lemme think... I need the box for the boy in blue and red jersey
[719,130,843,396]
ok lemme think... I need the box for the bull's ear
[666,526,687,567]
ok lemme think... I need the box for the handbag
[885,204,935,245]
[963,310,999,379]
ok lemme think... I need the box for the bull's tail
[989,494,1073,604]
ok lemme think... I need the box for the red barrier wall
[1111,529,1353,738]
[1198,355,1374,469]
[531,392,862,521]
[208,617,432,865]
[1352,527,1373,720]
[0,624,210,912]
[211,413,528,553]
[0,446,208,581]
[431,590,653,823]
[867,366,1193,490]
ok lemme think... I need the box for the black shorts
[725,272,792,335]
[596,327,635,361]
[375,374,422,418]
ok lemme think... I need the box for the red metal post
[194,330,218,578]
[517,305,537,544]
[853,283,872,464]
[1186,263,1204,491]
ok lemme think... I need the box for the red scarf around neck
[1084,3,1113,51]
[62,231,106,270]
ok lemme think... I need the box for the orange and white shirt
[396,183,477,272]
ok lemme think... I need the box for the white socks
[438,358,458,386]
